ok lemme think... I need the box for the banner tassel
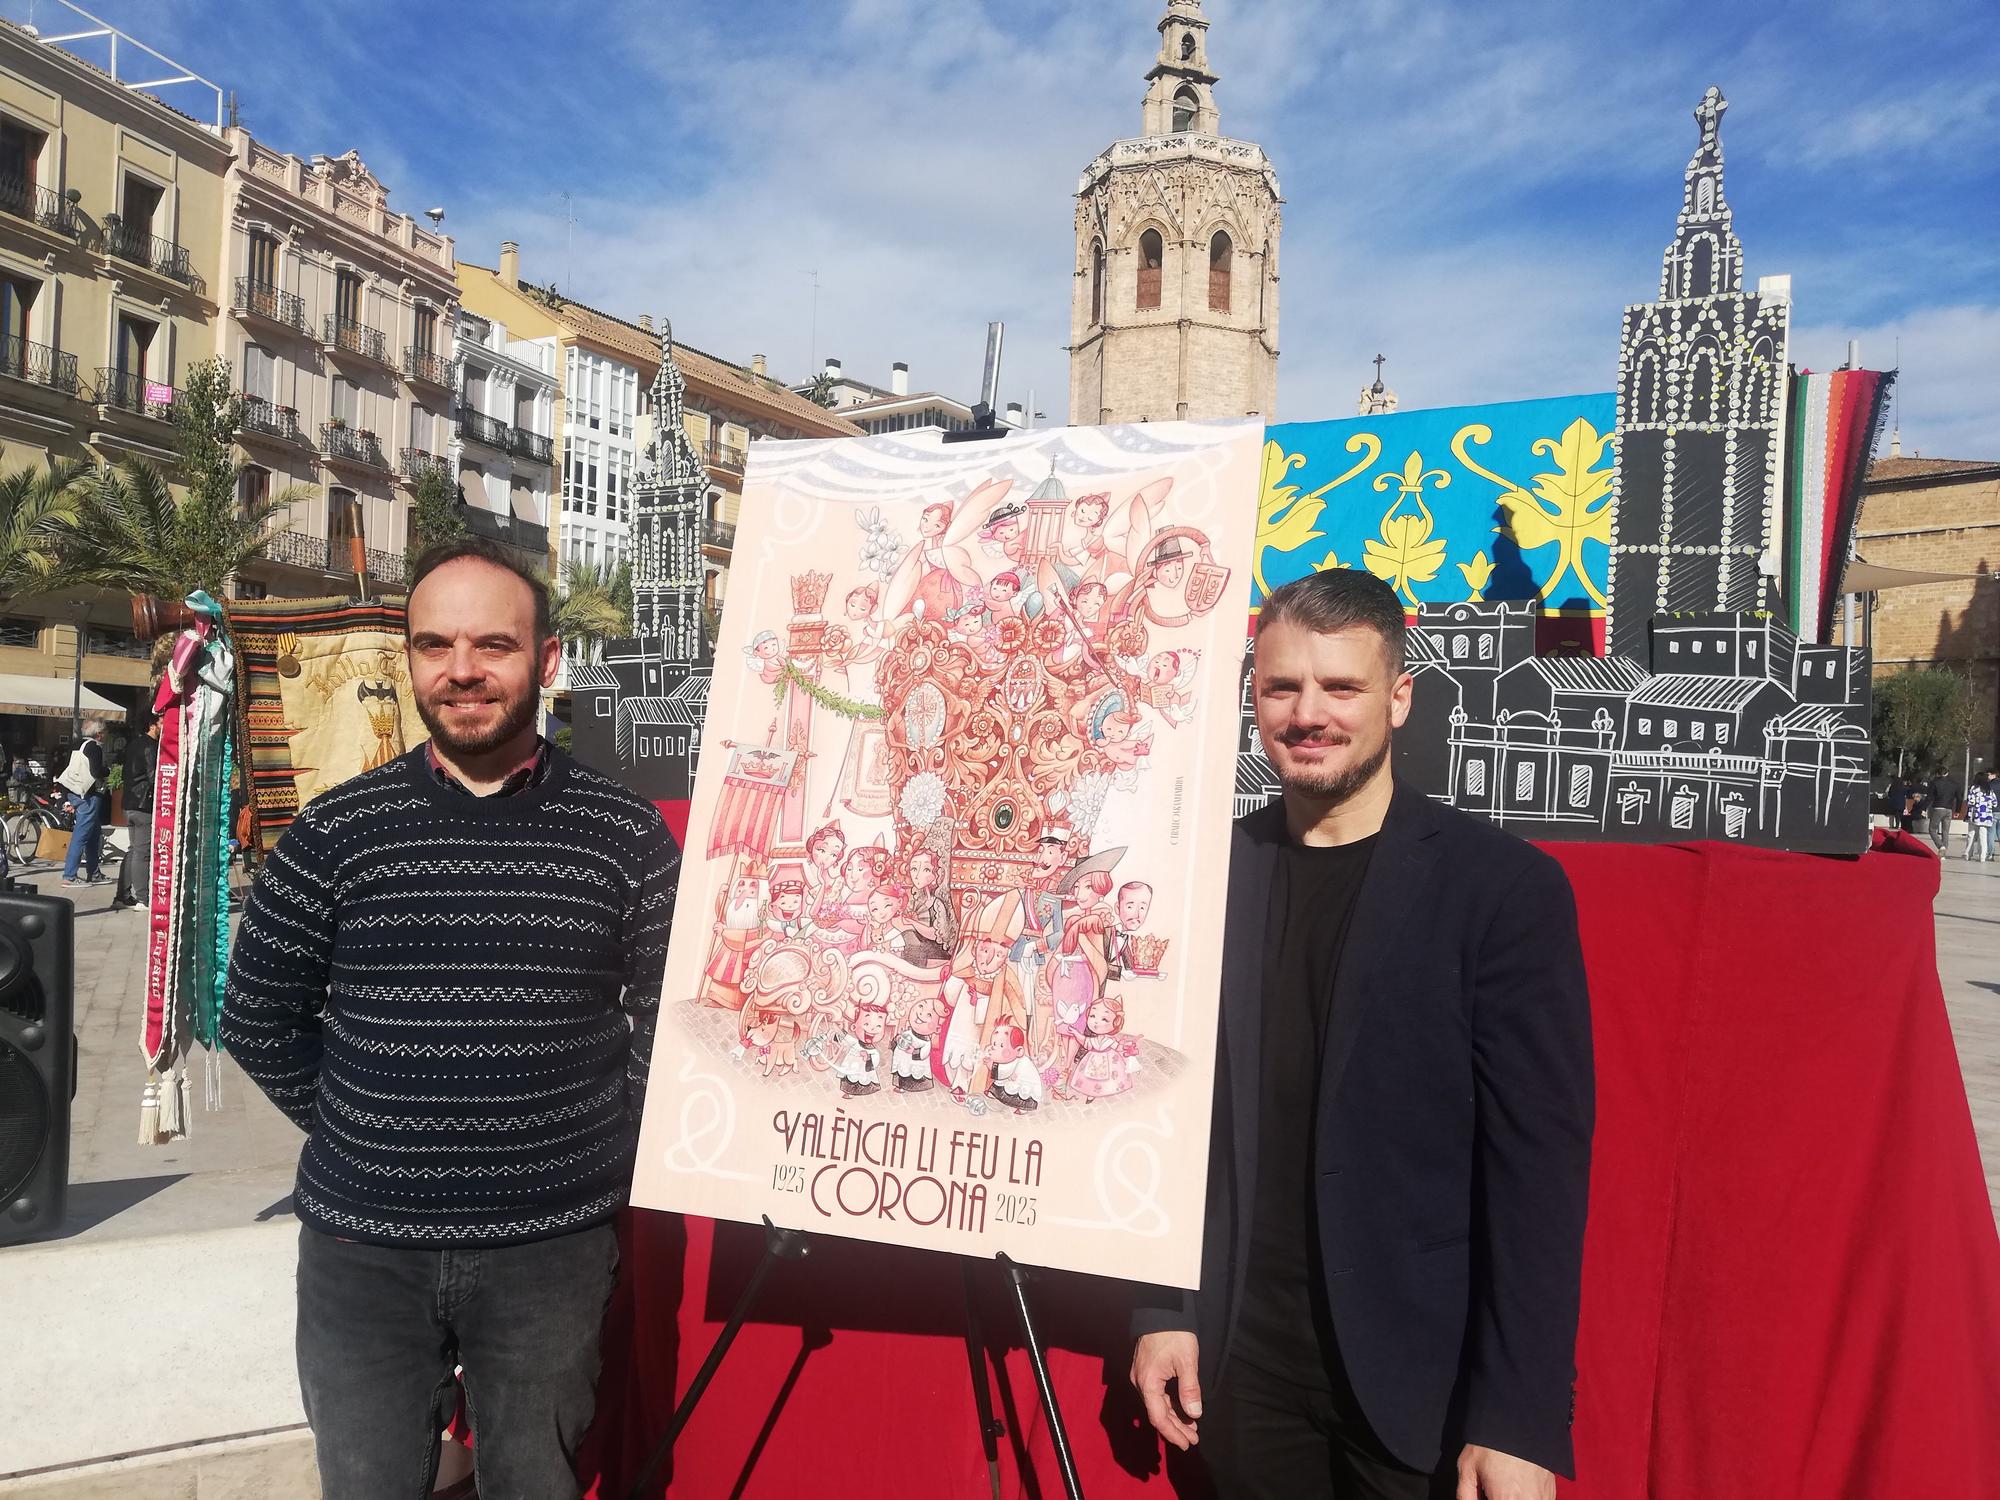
[137,1077,160,1145]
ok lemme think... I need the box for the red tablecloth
[582,840,2000,1497]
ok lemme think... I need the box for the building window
[1452,634,1469,660]
[242,342,274,403]
[1689,343,1719,424]
[1690,236,1714,296]
[1477,633,1494,661]
[1137,229,1163,311]
[331,375,357,427]
[328,486,361,549]
[410,405,432,452]
[1171,86,1199,133]
[248,229,279,289]
[1637,717,1652,735]
[238,464,270,516]
[1671,788,1698,831]
[1090,239,1105,325]
[1692,640,1703,653]
[1634,347,1661,423]
[1180,32,1196,60]
[335,268,362,326]
[0,272,38,351]
[1465,760,1487,798]
[1568,765,1592,809]
[1691,721,1704,741]
[1715,722,1730,747]
[1664,718,1679,738]
[0,117,44,198]
[1747,640,1759,659]
[1514,761,1535,802]
[1208,230,1231,313]
[115,312,157,381]
[414,304,437,356]
[120,174,163,240]
[1668,639,1680,653]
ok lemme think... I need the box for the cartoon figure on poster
[683,458,1224,1121]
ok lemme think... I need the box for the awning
[1841,561,1984,593]
[0,673,124,720]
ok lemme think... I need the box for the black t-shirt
[1230,833,1378,1385]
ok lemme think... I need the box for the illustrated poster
[632,422,1262,1286]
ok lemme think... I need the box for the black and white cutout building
[1605,86,1793,661]
[571,325,713,802]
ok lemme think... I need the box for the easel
[623,1217,1087,1500]
[625,402,1084,1498]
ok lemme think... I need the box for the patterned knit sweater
[221,746,680,1246]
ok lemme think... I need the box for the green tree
[550,557,633,655]
[62,357,309,600]
[0,455,93,604]
[1873,667,1978,775]
[403,468,467,581]
[803,371,838,409]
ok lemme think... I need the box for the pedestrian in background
[57,719,110,886]
[1927,766,1962,855]
[1966,771,1995,863]
[111,712,159,910]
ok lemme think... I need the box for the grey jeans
[1929,807,1953,852]
[296,1221,619,1500]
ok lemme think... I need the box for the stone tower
[1604,87,1791,660]
[1068,0,1281,425]
[630,323,711,666]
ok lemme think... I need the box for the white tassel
[205,1048,223,1111]
[159,1062,184,1138]
[138,1078,160,1145]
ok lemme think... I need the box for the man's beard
[416,683,540,757]
[1275,733,1390,805]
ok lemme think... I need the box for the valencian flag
[706,743,799,859]
[139,592,237,1143]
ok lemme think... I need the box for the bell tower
[1068,0,1281,426]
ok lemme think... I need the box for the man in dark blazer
[1131,569,1594,1499]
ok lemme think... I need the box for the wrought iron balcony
[324,314,387,363]
[399,447,449,484]
[704,438,747,472]
[0,174,80,238]
[0,335,80,395]
[234,277,308,334]
[703,518,737,551]
[508,426,553,463]
[319,422,386,468]
[239,395,303,443]
[103,216,192,282]
[365,547,403,583]
[460,503,550,557]
[401,346,450,387]
[459,408,508,448]
[94,367,177,420]
[264,528,329,572]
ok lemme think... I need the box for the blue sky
[42,0,2000,456]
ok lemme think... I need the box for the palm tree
[550,557,633,657]
[62,456,294,601]
[0,455,92,604]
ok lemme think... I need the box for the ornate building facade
[1067,0,1280,426]
[631,324,709,664]
[1605,87,1792,659]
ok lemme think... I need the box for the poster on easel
[632,421,1261,1287]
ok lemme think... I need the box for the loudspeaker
[0,886,74,1244]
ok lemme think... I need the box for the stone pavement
[2,832,1997,1495]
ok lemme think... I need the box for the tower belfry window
[1137,229,1163,310]
[1180,32,1196,60]
[1090,239,1105,324]
[1208,230,1231,312]
[1172,86,1198,133]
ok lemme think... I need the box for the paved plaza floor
[2,835,1996,1494]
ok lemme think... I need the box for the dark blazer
[1133,782,1594,1477]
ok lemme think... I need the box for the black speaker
[0,886,73,1244]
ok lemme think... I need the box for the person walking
[222,537,681,1500]
[1926,767,1962,855]
[110,713,159,910]
[57,720,111,886]
[1965,771,1995,863]
[1129,569,1594,1500]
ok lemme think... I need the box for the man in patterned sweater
[222,538,681,1500]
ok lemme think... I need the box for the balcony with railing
[94,367,177,420]
[399,447,449,484]
[459,408,508,449]
[460,503,550,557]
[0,175,80,239]
[263,528,329,572]
[238,395,303,444]
[233,277,308,335]
[703,518,737,551]
[704,438,747,473]
[401,346,451,388]
[508,426,554,463]
[0,335,80,396]
[323,314,388,364]
[319,422,386,469]
[103,217,193,283]
[365,547,403,583]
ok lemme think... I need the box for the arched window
[1634,346,1661,424]
[1688,343,1719,424]
[1180,32,1196,61]
[1695,175,1714,215]
[1172,86,1198,133]
[1137,229,1163,310]
[1689,235,1715,297]
[1090,238,1105,324]
[1207,230,1232,312]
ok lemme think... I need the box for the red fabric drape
[583,840,2000,1498]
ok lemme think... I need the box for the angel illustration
[882,477,1015,622]
[1087,695,1153,779]
[743,629,784,685]
[1134,648,1200,726]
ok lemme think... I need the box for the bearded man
[1128,568,1594,1500]
[222,537,681,1500]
